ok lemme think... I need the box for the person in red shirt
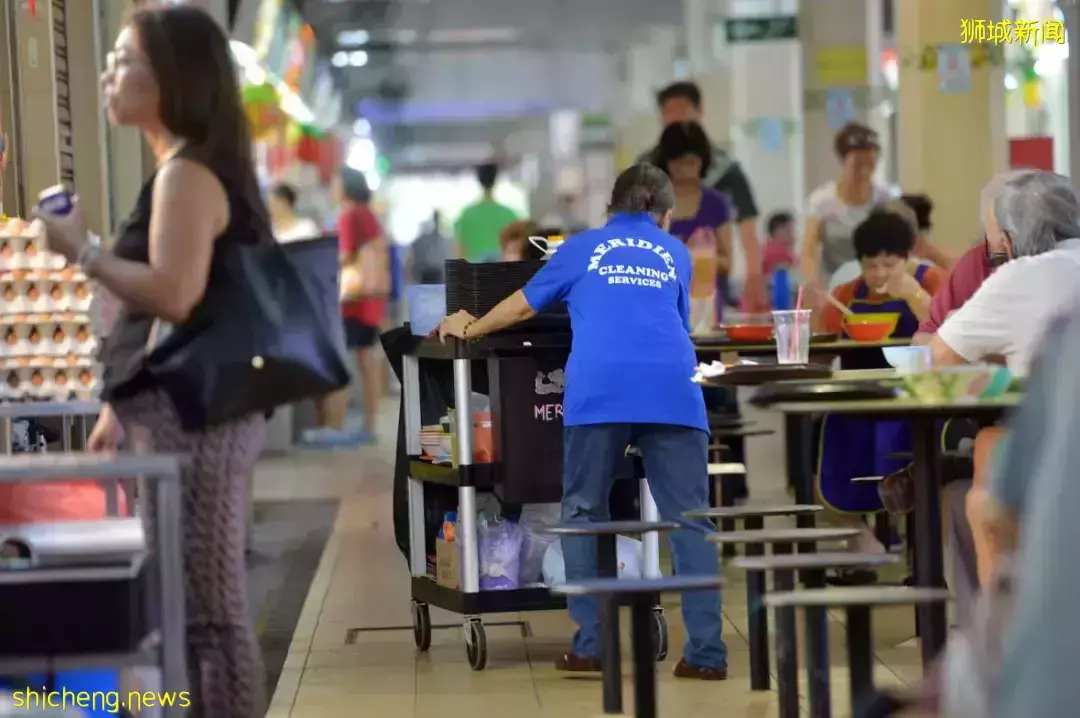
[305,168,389,445]
[912,239,994,342]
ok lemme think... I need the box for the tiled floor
[256,394,924,717]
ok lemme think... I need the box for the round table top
[706,527,861,545]
[764,586,951,608]
[551,575,725,597]
[732,552,901,572]
[685,504,824,520]
[540,520,680,536]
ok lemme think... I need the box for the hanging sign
[725,16,797,43]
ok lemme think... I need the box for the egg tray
[0,280,93,316]
[0,235,67,272]
[0,323,96,359]
[1,364,100,402]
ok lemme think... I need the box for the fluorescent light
[1005,73,1018,91]
[332,51,349,67]
[229,40,259,67]
[337,29,370,46]
[349,50,369,67]
[393,29,419,45]
[427,27,520,44]
[353,118,372,136]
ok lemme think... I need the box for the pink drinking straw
[791,286,805,362]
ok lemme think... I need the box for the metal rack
[403,333,664,670]
[0,452,185,717]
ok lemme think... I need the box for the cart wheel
[411,601,431,652]
[651,608,669,661]
[464,618,488,670]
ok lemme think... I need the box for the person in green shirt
[454,163,518,261]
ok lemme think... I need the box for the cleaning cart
[402,329,668,670]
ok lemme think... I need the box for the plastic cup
[772,309,811,365]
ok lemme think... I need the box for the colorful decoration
[1017,51,1041,108]
[241,82,285,141]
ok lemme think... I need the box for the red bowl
[843,321,893,342]
[723,324,773,342]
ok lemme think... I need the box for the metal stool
[733,552,901,718]
[766,587,951,717]
[542,520,679,715]
[553,575,726,718]
[690,503,824,559]
[703,526,861,691]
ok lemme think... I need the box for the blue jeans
[561,423,727,669]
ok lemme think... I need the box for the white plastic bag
[542,536,645,587]
[518,503,561,585]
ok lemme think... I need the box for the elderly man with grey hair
[930,170,1080,602]
[930,170,1080,376]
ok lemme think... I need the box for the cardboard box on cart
[436,538,460,589]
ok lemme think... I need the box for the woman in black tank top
[35,7,269,716]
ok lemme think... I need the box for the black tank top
[99,148,269,400]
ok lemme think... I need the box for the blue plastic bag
[477,514,523,591]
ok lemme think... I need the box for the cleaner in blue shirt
[438,164,727,680]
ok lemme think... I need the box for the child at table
[817,210,945,554]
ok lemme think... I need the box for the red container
[723,324,774,342]
[843,321,893,342]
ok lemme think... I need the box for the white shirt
[937,239,1080,378]
[274,217,322,243]
[806,181,894,280]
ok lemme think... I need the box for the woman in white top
[268,183,322,242]
[801,123,893,295]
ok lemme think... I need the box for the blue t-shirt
[522,213,708,433]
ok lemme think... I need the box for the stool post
[845,605,874,716]
[598,534,623,714]
[802,570,831,718]
[630,596,657,718]
[744,534,770,691]
[772,542,799,718]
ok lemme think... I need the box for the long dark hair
[128,4,270,233]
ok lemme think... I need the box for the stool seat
[552,574,725,597]
[765,586,951,608]
[686,504,823,520]
[733,552,900,572]
[708,462,747,475]
[542,520,680,536]
[707,527,860,545]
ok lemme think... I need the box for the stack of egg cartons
[0,217,99,402]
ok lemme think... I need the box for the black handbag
[145,235,352,431]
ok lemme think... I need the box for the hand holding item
[881,268,921,301]
[32,188,88,263]
[437,309,477,343]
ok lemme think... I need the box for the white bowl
[882,346,931,375]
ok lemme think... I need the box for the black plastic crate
[445,259,565,317]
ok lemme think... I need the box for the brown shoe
[555,652,602,672]
[673,658,728,681]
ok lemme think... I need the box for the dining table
[765,388,1022,665]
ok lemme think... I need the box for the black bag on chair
[146,238,351,431]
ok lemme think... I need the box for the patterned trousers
[113,389,267,718]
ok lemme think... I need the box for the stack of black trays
[445,258,568,332]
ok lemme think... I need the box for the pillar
[1060,0,1080,179]
[5,0,63,218]
[726,0,801,223]
[896,0,1006,253]
[0,0,23,216]
[69,0,110,236]
[800,0,889,196]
